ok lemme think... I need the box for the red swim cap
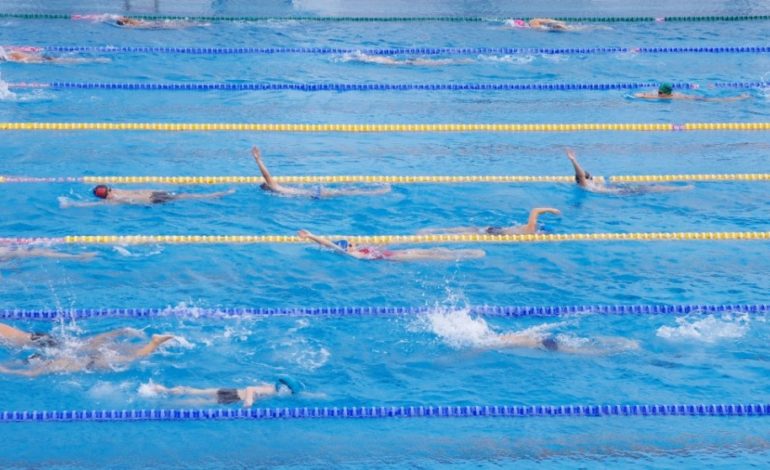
[93,185,110,199]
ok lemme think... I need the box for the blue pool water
[1,1,770,467]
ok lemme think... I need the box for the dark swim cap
[93,185,110,199]
[658,82,673,95]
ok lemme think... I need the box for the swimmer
[113,16,210,29]
[62,186,235,207]
[144,378,300,407]
[0,244,96,262]
[342,51,474,66]
[298,229,486,261]
[495,328,640,355]
[0,331,174,377]
[566,148,692,195]
[416,208,561,236]
[0,46,109,64]
[252,147,390,198]
[0,322,135,349]
[505,17,571,31]
[634,82,750,101]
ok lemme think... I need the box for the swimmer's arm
[251,147,280,190]
[700,93,751,102]
[242,387,258,407]
[297,230,349,255]
[565,148,588,187]
[0,363,45,377]
[523,207,561,233]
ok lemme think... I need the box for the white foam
[477,54,534,64]
[137,380,161,398]
[420,307,499,349]
[656,314,749,343]
[0,73,17,100]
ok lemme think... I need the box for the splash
[477,54,534,64]
[0,72,17,100]
[656,314,749,343]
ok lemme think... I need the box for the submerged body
[566,149,692,195]
[298,229,485,261]
[417,208,561,236]
[252,147,390,198]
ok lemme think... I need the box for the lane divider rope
[1,403,768,422]
[2,174,770,185]
[4,13,770,22]
[0,231,768,246]
[23,45,770,55]
[7,80,768,92]
[2,303,767,321]
[0,122,769,132]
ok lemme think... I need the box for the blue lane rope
[0,403,767,422]
[36,45,770,55]
[11,80,766,92]
[2,303,766,321]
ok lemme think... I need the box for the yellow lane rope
[57,231,770,245]
[1,122,770,132]
[2,174,769,185]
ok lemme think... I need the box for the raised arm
[565,148,589,187]
[522,207,561,234]
[297,230,349,255]
[251,147,280,190]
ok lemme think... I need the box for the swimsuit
[149,191,176,204]
[216,388,241,404]
[29,332,59,348]
[541,337,559,351]
[485,226,506,235]
[354,246,395,260]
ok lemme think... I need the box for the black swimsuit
[216,388,241,404]
[149,191,176,204]
[541,337,559,351]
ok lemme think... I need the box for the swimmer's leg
[324,184,392,197]
[390,248,486,261]
[416,227,480,235]
[173,189,236,201]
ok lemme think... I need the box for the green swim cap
[658,82,673,95]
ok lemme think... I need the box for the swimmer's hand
[297,229,311,239]
[251,146,262,162]
[565,148,577,161]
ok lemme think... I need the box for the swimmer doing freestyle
[0,46,108,64]
[0,326,174,377]
[298,230,485,261]
[634,82,749,102]
[143,377,301,407]
[417,207,561,236]
[253,147,390,198]
[0,244,96,262]
[494,328,640,355]
[566,148,693,195]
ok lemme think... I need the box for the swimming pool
[1,0,769,467]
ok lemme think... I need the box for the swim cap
[332,239,349,250]
[511,19,528,28]
[658,82,673,95]
[92,185,110,199]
